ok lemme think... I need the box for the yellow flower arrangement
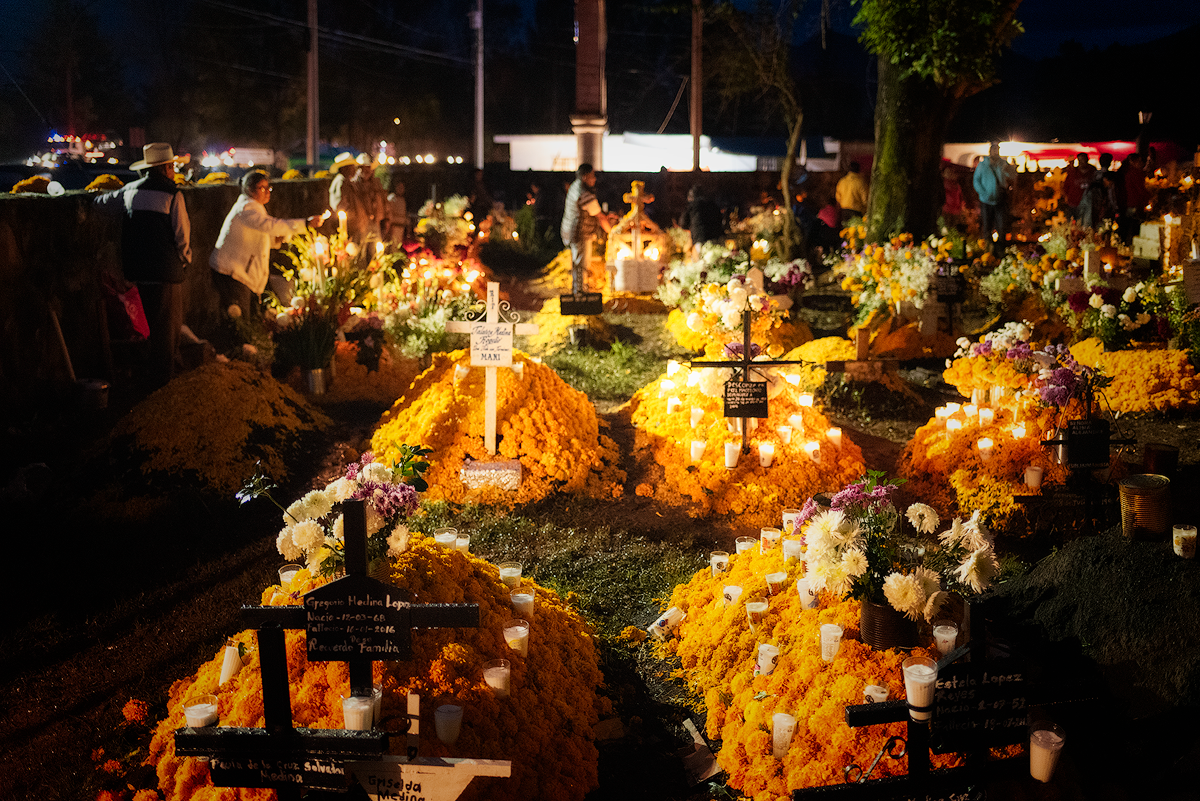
[85,174,124,192]
[10,175,50,193]
[523,296,617,355]
[106,361,331,497]
[665,308,812,355]
[198,172,230,185]
[371,350,624,506]
[655,548,963,796]
[625,368,865,528]
[1067,343,1199,413]
[789,336,856,365]
[834,234,943,327]
[281,168,303,180]
[142,536,606,801]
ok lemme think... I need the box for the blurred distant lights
[399,154,462,165]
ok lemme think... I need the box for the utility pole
[690,0,702,172]
[472,0,484,169]
[306,0,319,172]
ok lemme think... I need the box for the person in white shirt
[210,171,322,318]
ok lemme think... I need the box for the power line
[195,0,472,66]
[0,59,51,130]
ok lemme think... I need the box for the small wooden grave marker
[176,500,487,797]
[825,328,899,383]
[689,309,807,454]
[352,757,512,801]
[446,282,539,455]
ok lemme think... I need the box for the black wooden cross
[793,602,1026,800]
[689,309,810,454]
[175,499,480,797]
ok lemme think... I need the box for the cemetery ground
[3,284,1200,801]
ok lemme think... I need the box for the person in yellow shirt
[835,161,869,224]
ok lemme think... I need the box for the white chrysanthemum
[366,501,385,535]
[330,514,345,542]
[361,462,393,484]
[913,565,942,598]
[305,546,327,573]
[1089,292,1104,309]
[939,518,968,547]
[697,367,732,398]
[326,477,356,503]
[924,590,950,622]
[686,312,703,332]
[955,547,999,593]
[277,527,304,561]
[824,563,852,597]
[727,286,748,312]
[386,523,410,557]
[1100,303,1116,318]
[805,562,827,593]
[906,503,940,535]
[882,572,927,621]
[841,549,868,578]
[285,499,310,523]
[810,510,846,540]
[299,490,333,520]
[290,520,325,555]
[1123,286,1138,303]
[721,308,742,330]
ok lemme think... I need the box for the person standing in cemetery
[560,163,613,296]
[95,142,192,388]
[835,161,869,223]
[328,152,369,240]
[210,171,322,319]
[973,142,1015,255]
[677,185,723,252]
[384,176,408,244]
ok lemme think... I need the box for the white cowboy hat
[130,142,184,171]
[329,152,358,173]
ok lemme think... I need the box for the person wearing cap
[210,170,323,319]
[95,142,192,387]
[560,163,613,296]
[328,151,369,240]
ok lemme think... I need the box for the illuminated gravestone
[175,500,507,800]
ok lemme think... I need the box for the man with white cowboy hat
[95,142,192,388]
[328,151,370,240]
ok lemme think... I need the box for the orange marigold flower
[122,698,150,724]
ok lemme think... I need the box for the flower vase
[860,599,917,651]
[304,362,335,395]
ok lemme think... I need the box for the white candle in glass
[946,418,963,433]
[977,437,994,461]
[666,396,682,415]
[724,442,741,468]
[934,407,950,427]
[963,403,978,418]
[690,440,706,463]
[798,393,814,408]
[758,441,775,467]
[659,379,675,397]
[1012,423,1027,439]
[826,427,842,448]
[788,413,804,433]
[945,402,961,414]
[690,407,704,428]
[666,359,681,377]
[1025,465,1043,489]
[776,425,792,444]
[978,407,995,426]
[804,441,820,462]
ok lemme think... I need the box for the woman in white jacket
[210,171,322,317]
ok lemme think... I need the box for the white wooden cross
[445,282,538,455]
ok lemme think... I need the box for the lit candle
[977,437,994,461]
[690,441,706,463]
[725,442,741,469]
[798,393,814,408]
[338,209,347,237]
[1012,424,1027,439]
[945,402,961,414]
[963,404,978,418]
[1025,465,1043,489]
[978,407,995,426]
[666,359,681,377]
[785,373,801,386]
[826,427,842,448]
[687,371,701,387]
[946,418,963,433]
[934,407,950,427]
[660,379,676,396]
[788,413,804,433]
[375,241,385,255]
[690,407,704,428]
[776,425,792,444]
[758,441,775,467]
[454,364,470,382]
[804,441,821,462]
[666,396,682,415]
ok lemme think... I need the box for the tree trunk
[778,111,804,259]
[865,57,962,242]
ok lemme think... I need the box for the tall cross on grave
[689,309,808,454]
[446,282,538,455]
[175,500,494,798]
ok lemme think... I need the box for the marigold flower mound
[788,336,856,365]
[523,296,617,355]
[11,174,50,193]
[371,350,624,506]
[853,318,957,360]
[899,403,1070,531]
[317,340,421,406]
[627,373,864,528]
[85,173,124,191]
[143,536,605,801]
[538,247,609,295]
[1068,342,1199,413]
[104,360,331,498]
[656,549,961,796]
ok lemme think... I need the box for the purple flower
[1006,342,1033,361]
[352,480,419,521]
[723,342,762,360]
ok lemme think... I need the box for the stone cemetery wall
[0,179,330,401]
